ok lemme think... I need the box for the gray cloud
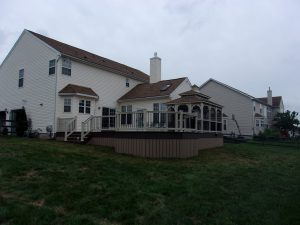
[0,0,300,113]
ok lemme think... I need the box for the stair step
[65,131,92,144]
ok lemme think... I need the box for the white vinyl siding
[199,81,254,136]
[55,58,142,131]
[0,31,58,133]
[170,78,191,99]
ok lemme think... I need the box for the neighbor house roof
[28,30,149,83]
[255,96,282,108]
[58,84,98,98]
[166,95,222,107]
[179,90,210,99]
[199,78,271,106]
[118,77,187,101]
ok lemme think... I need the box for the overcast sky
[1,0,299,112]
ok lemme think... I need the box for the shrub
[254,129,280,141]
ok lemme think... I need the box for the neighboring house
[255,89,284,120]
[0,30,223,138]
[199,78,283,136]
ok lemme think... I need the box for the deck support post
[180,111,183,132]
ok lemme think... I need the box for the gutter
[118,95,170,103]
[53,54,61,136]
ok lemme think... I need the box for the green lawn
[0,137,299,225]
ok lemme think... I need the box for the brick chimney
[267,87,272,106]
[150,52,161,83]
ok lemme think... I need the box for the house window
[126,78,130,87]
[49,59,56,75]
[260,104,262,114]
[223,119,227,131]
[86,101,91,114]
[253,106,256,112]
[18,69,24,87]
[121,105,132,125]
[267,108,272,119]
[153,103,167,127]
[102,107,116,128]
[78,100,91,114]
[256,120,260,127]
[62,58,71,75]
[261,120,264,128]
[64,98,71,112]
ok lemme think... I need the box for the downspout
[53,54,61,137]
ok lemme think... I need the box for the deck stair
[66,132,91,144]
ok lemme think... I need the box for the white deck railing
[63,117,77,141]
[59,111,222,142]
[81,116,94,141]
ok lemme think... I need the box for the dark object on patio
[15,107,28,137]
[2,127,8,136]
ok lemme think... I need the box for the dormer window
[62,58,71,75]
[160,84,171,91]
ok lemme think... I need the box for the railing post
[64,120,68,141]
[81,122,84,142]
[74,116,77,131]
[115,113,119,131]
[175,112,178,131]
[64,129,67,141]
[143,109,147,131]
[195,113,197,132]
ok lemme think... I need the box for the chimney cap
[154,52,157,57]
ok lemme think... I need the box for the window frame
[18,69,24,88]
[153,103,167,126]
[121,105,133,125]
[49,59,56,75]
[223,119,227,131]
[64,98,72,113]
[62,57,72,75]
[78,99,91,114]
[256,120,260,127]
[102,107,116,128]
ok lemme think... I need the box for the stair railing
[81,116,94,142]
[64,116,77,141]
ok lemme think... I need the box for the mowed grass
[0,137,299,225]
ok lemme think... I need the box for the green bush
[254,129,280,141]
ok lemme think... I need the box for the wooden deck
[56,131,223,159]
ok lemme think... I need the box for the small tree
[273,110,299,137]
[15,107,28,137]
